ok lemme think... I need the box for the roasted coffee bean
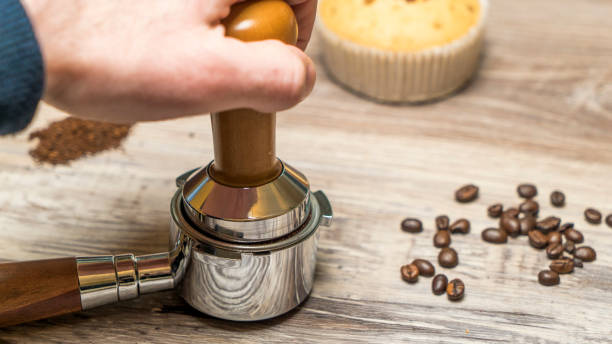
[433,230,451,248]
[550,191,565,207]
[482,228,507,244]
[559,222,574,233]
[502,208,520,219]
[606,214,612,228]
[449,219,470,234]
[550,258,574,274]
[436,215,450,231]
[519,199,539,216]
[536,216,561,233]
[411,259,435,277]
[574,246,596,262]
[519,216,536,235]
[438,247,459,268]
[564,228,584,244]
[446,279,465,301]
[547,231,562,245]
[455,184,479,203]
[564,240,575,254]
[538,270,560,286]
[517,184,537,199]
[500,216,520,237]
[488,204,503,218]
[585,208,602,224]
[528,230,548,249]
[432,274,448,295]
[546,243,564,259]
[401,264,419,283]
[401,218,423,233]
[573,258,584,268]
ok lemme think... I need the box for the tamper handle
[211,0,298,187]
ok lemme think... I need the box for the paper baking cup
[317,0,488,102]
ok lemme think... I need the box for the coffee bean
[528,230,548,249]
[585,208,602,224]
[502,208,520,219]
[559,222,574,233]
[455,184,479,203]
[564,240,575,254]
[564,228,584,244]
[550,191,565,207]
[412,259,435,277]
[538,270,560,286]
[536,216,561,233]
[519,199,539,216]
[517,184,537,199]
[482,228,508,244]
[574,246,596,262]
[432,274,448,295]
[435,215,450,231]
[546,243,564,259]
[433,230,451,248]
[550,258,574,274]
[401,218,423,233]
[573,258,584,268]
[438,247,459,268]
[401,264,419,283]
[488,204,503,218]
[446,279,465,301]
[519,216,536,235]
[449,219,470,234]
[500,216,520,237]
[547,231,562,245]
[606,214,612,228]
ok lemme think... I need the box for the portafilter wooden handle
[210,0,298,187]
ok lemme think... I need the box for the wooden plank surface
[1,0,612,342]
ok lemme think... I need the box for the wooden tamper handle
[211,0,299,187]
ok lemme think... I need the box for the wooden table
[1,0,612,342]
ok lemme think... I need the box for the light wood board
[1,0,612,342]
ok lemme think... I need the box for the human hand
[21,0,317,123]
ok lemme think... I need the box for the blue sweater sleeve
[0,0,44,135]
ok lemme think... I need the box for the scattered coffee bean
[446,279,465,301]
[574,246,596,262]
[401,264,419,283]
[550,191,565,207]
[401,218,423,233]
[438,247,459,268]
[433,230,451,248]
[519,216,536,235]
[455,184,479,203]
[519,199,539,216]
[500,216,520,237]
[549,258,574,274]
[435,215,450,231]
[606,214,612,228]
[536,216,561,233]
[528,230,548,249]
[502,208,520,219]
[488,204,503,218]
[517,184,537,199]
[573,258,584,268]
[558,222,574,233]
[411,259,435,277]
[584,208,602,224]
[449,219,470,234]
[432,274,448,295]
[546,243,564,259]
[482,228,508,244]
[538,270,560,286]
[564,240,575,254]
[547,231,562,245]
[564,228,584,244]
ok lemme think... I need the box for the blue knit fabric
[0,0,44,135]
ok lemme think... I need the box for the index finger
[286,0,317,50]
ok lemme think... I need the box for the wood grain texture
[0,258,81,327]
[0,0,611,342]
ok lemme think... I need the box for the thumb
[214,38,316,113]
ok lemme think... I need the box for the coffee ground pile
[29,117,132,165]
